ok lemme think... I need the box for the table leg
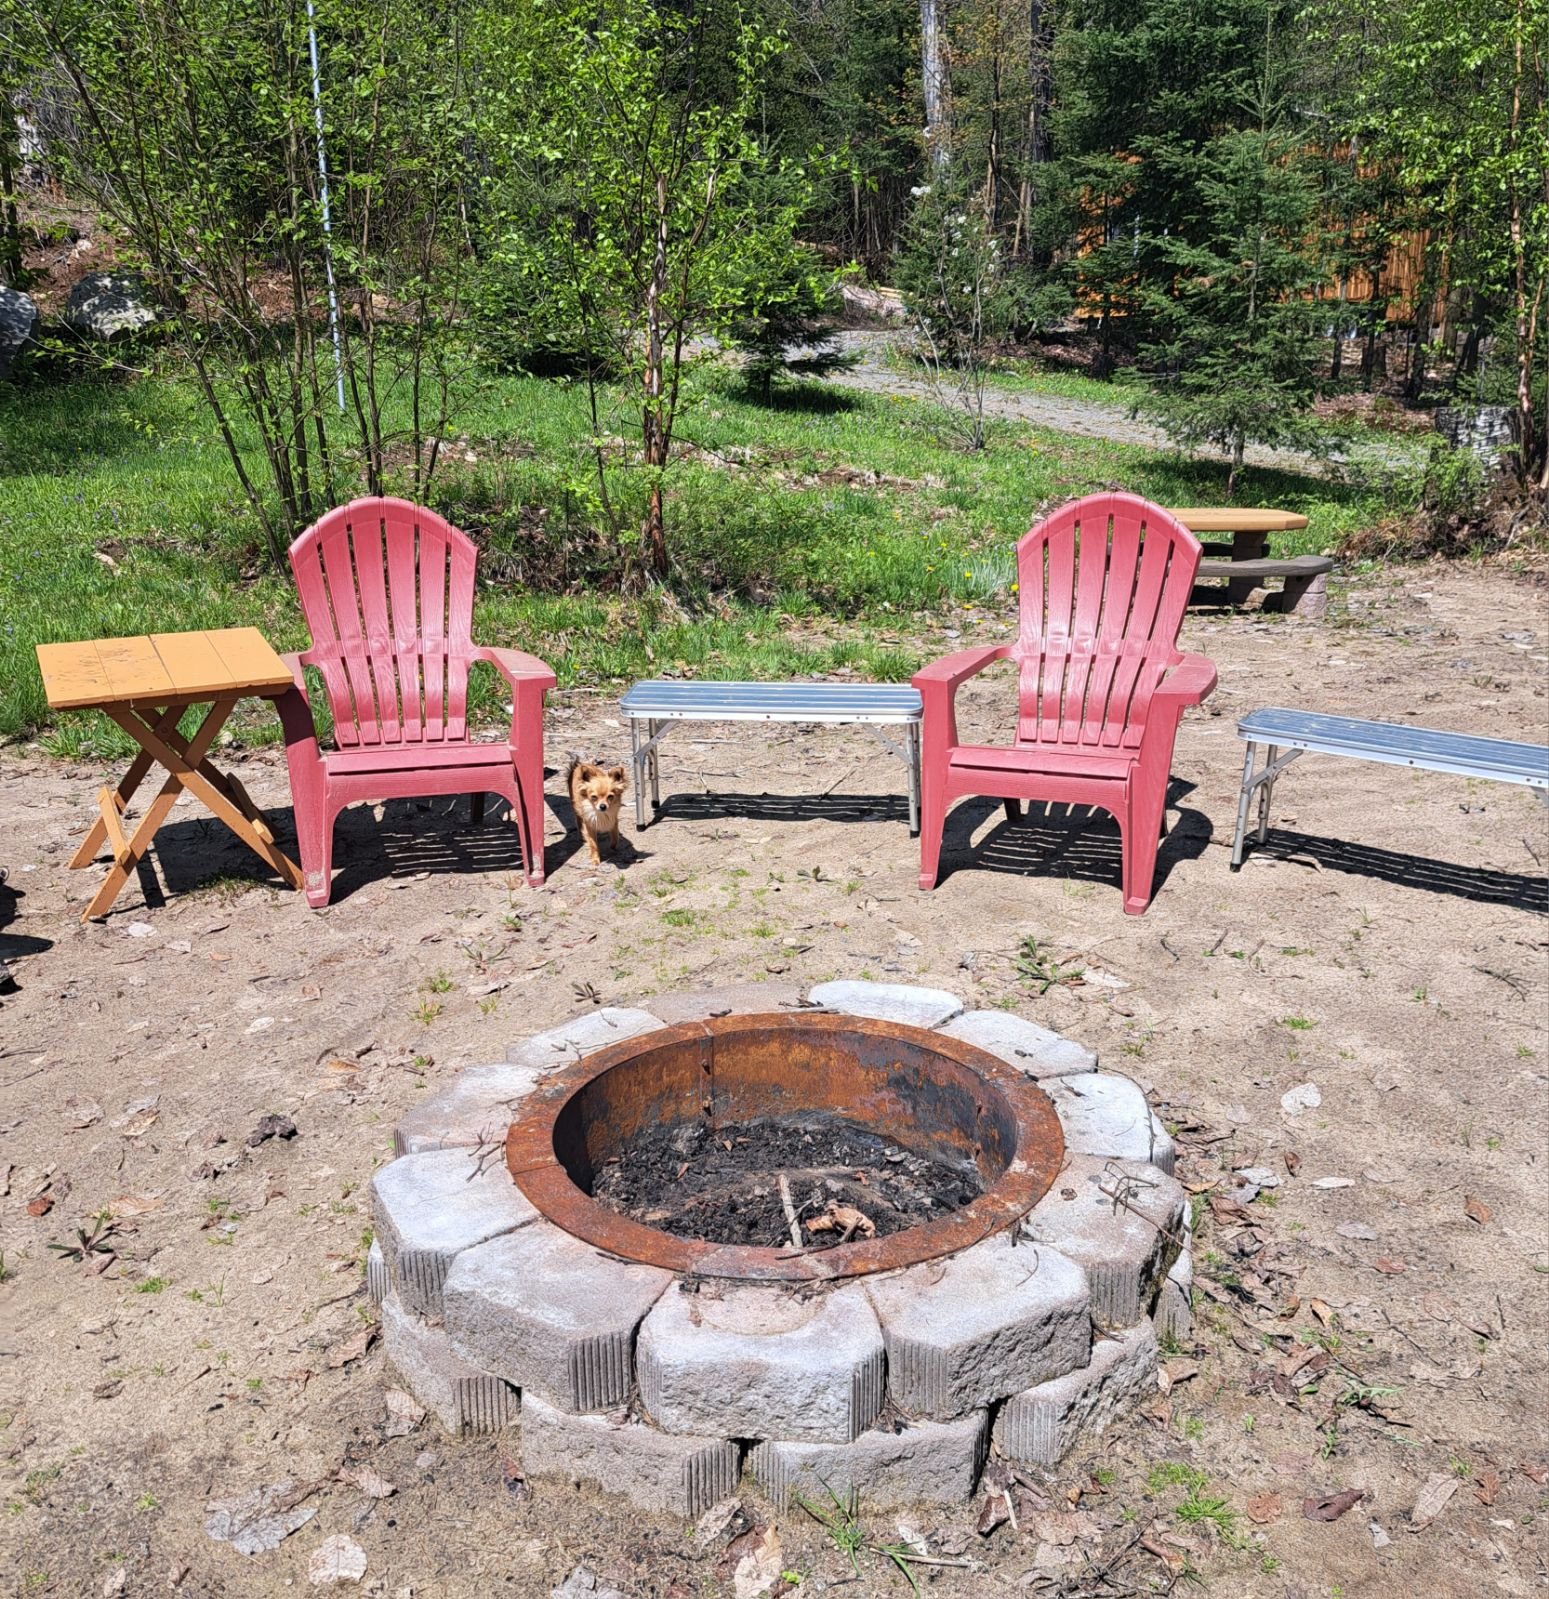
[649,719,661,810]
[1228,530,1268,605]
[68,706,182,869]
[82,701,301,920]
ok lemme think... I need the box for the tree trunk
[920,0,951,173]
[0,79,21,287]
[641,173,670,580]
[1227,431,1244,498]
[1013,0,1054,256]
[1506,0,1541,489]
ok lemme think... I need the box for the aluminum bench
[620,680,923,832]
[1231,707,1549,867]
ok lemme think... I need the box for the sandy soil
[2,566,1545,1599]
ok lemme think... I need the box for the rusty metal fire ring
[504,1011,1065,1282]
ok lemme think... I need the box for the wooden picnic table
[1167,507,1323,611]
[35,627,304,920]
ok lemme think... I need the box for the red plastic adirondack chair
[278,497,555,908]
[914,492,1216,914]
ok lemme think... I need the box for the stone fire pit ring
[504,1010,1066,1282]
[369,980,1192,1517]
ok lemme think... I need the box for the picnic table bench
[621,680,923,832]
[1170,508,1333,617]
[1231,707,1549,868]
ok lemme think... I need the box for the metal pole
[305,0,346,411]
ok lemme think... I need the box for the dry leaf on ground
[64,1095,103,1128]
[204,1480,318,1555]
[383,1387,425,1437]
[308,1533,367,1586]
[1246,1493,1282,1524]
[328,1323,379,1368]
[347,1466,395,1499]
[1464,1195,1491,1225]
[1409,1473,1460,1530]
[1302,1488,1366,1522]
[729,1525,784,1599]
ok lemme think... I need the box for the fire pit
[370,982,1190,1516]
[504,1012,1064,1281]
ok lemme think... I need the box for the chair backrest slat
[289,497,480,749]
[1013,493,1200,748]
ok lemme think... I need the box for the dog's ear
[609,766,627,788]
[575,761,600,782]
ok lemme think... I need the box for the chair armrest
[276,653,321,753]
[472,646,558,694]
[912,644,1011,694]
[280,650,311,696]
[1153,653,1217,708]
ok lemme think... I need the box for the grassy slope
[0,360,1383,756]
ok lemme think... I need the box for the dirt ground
[2,564,1546,1599]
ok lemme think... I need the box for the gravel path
[827,330,1418,479]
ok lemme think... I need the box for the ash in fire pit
[591,1113,983,1247]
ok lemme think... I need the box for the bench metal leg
[1231,742,1258,869]
[649,719,661,810]
[630,718,648,828]
[1231,741,1304,869]
[908,721,921,835]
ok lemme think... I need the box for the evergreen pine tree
[1135,128,1327,491]
[731,246,858,401]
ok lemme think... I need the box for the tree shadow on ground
[736,382,862,416]
[1239,829,1547,913]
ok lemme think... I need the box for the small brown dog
[566,757,628,864]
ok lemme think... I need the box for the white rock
[806,980,963,1029]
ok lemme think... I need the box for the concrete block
[750,1410,988,1511]
[366,1238,388,1305]
[1152,1248,1194,1344]
[381,1291,517,1436]
[394,1063,545,1155]
[805,980,962,1030]
[993,1323,1158,1466]
[505,1008,664,1069]
[443,1221,672,1413]
[372,1148,537,1316]
[638,1284,885,1444]
[864,1236,1090,1420]
[643,983,806,1025]
[1044,1074,1175,1173]
[937,1010,1095,1077]
[1022,1156,1185,1329]
[520,1392,738,1517]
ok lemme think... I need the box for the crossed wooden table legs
[70,700,302,921]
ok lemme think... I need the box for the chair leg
[1121,781,1167,916]
[513,752,547,887]
[1003,798,1022,824]
[471,792,486,825]
[284,754,336,910]
[918,776,947,891]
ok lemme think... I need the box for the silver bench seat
[620,679,924,831]
[1232,707,1549,867]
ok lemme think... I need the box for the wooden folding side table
[35,627,305,920]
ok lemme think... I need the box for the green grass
[1,358,1387,750]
